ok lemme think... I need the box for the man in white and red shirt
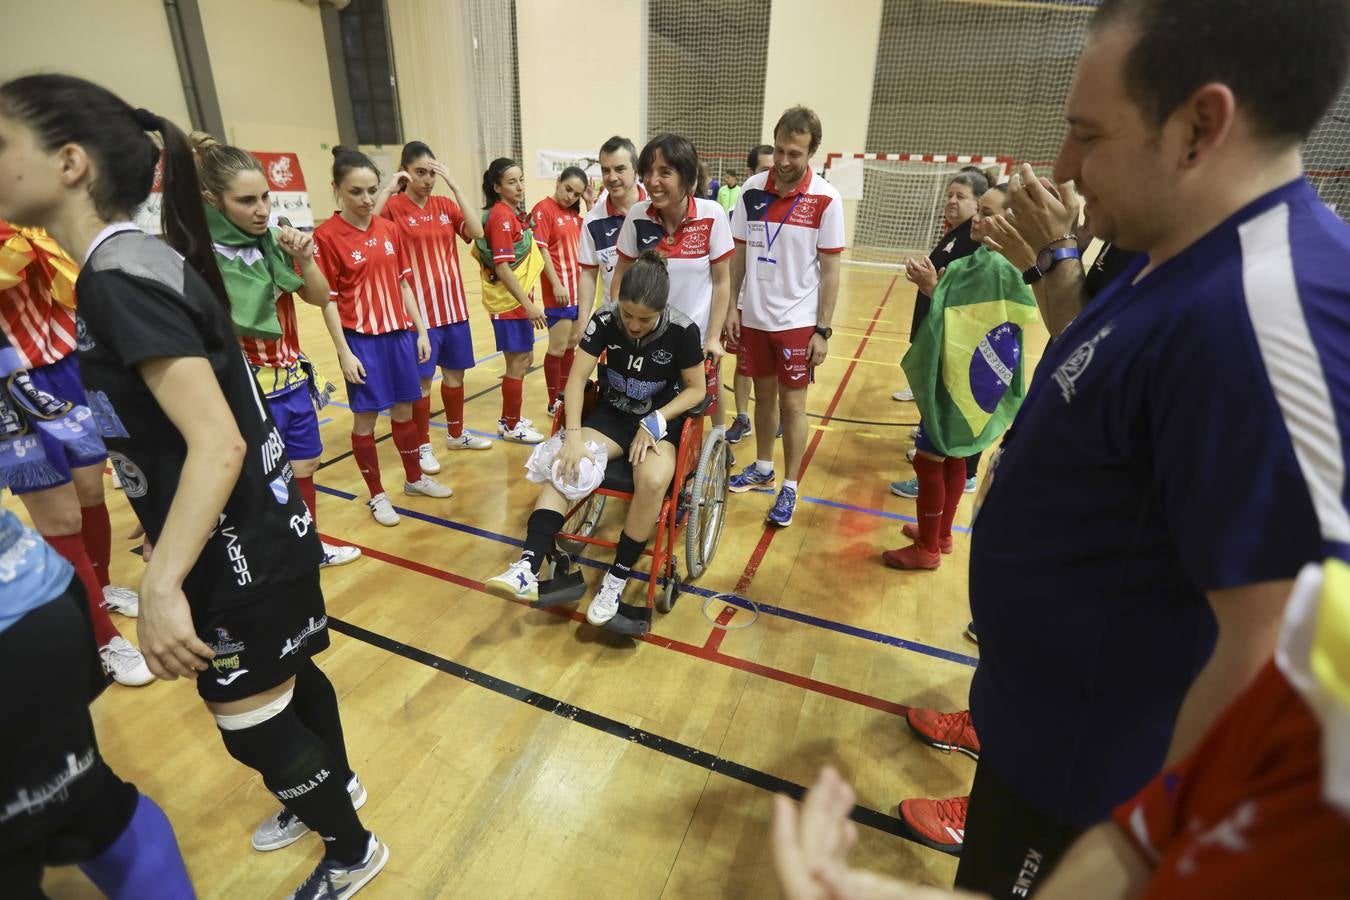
[726,106,844,528]
[577,136,647,321]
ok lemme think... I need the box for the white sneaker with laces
[416,443,441,474]
[499,421,545,444]
[484,558,539,603]
[253,774,367,852]
[102,585,139,617]
[546,398,562,418]
[320,542,362,568]
[285,832,388,900]
[368,493,399,526]
[445,432,492,451]
[906,447,917,463]
[100,636,154,686]
[893,387,915,401]
[586,574,625,626]
[497,417,534,436]
[404,475,453,498]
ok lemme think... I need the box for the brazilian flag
[901,246,1039,458]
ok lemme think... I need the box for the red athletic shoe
[882,543,941,570]
[905,708,980,759]
[902,522,953,554]
[897,796,968,855]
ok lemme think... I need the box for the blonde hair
[189,131,262,198]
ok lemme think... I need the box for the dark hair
[0,74,228,308]
[332,145,379,185]
[559,166,588,188]
[598,135,637,165]
[482,157,520,208]
[617,250,669,310]
[191,132,262,198]
[637,134,699,197]
[747,144,773,172]
[982,183,1010,200]
[773,106,822,154]
[1093,0,1350,141]
[949,168,990,198]
[400,140,435,169]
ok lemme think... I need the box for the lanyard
[764,192,804,256]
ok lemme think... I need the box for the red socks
[543,354,562,404]
[80,502,113,588]
[501,376,523,428]
[47,533,119,647]
[350,432,386,497]
[912,454,946,553]
[559,348,575,399]
[441,384,464,438]
[412,395,432,445]
[940,457,967,543]
[390,419,424,483]
[296,475,318,525]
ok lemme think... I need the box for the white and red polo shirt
[579,184,647,301]
[381,192,473,327]
[615,194,733,339]
[313,212,413,335]
[731,168,845,332]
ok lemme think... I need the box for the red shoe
[902,522,953,554]
[897,796,968,856]
[905,708,980,759]
[882,543,941,570]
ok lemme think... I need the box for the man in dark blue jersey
[957,1,1350,895]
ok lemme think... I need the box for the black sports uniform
[77,224,325,703]
[577,301,704,449]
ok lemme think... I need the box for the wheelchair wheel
[657,566,681,613]
[685,426,729,580]
[557,493,606,556]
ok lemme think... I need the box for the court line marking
[326,615,918,844]
[313,484,978,667]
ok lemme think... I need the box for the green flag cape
[206,204,305,340]
[901,246,1039,458]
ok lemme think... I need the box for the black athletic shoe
[603,602,652,636]
[964,621,978,645]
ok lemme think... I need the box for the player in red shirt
[480,158,548,443]
[530,166,588,416]
[376,141,492,476]
[313,147,452,526]
[194,134,360,569]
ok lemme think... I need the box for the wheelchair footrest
[532,570,587,608]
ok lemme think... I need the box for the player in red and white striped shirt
[313,147,452,526]
[377,141,492,473]
[530,167,588,415]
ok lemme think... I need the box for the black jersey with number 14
[76,227,322,613]
[579,302,704,417]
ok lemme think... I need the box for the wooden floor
[39,253,1049,898]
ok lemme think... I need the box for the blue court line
[799,495,974,535]
[315,482,979,668]
[316,417,333,426]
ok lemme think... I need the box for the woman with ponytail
[192,133,359,568]
[0,74,388,899]
[529,166,589,416]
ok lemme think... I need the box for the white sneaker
[320,542,362,568]
[110,467,123,490]
[404,475,453,498]
[368,493,400,526]
[893,387,915,402]
[484,558,539,603]
[906,447,917,463]
[585,574,625,626]
[499,421,545,444]
[253,774,367,852]
[909,426,921,441]
[102,585,139,617]
[546,398,562,418]
[417,443,441,474]
[496,416,534,436]
[285,832,388,900]
[445,432,492,451]
[100,636,154,686]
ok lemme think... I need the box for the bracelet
[565,426,581,432]
[1039,234,1076,253]
[640,411,667,441]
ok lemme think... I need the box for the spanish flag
[901,246,1039,458]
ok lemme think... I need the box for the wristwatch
[1024,245,1082,284]
[814,325,832,339]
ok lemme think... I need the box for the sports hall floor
[42,254,1050,898]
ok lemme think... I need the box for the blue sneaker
[890,478,919,498]
[729,463,775,493]
[726,415,752,444]
[964,476,978,494]
[766,487,797,527]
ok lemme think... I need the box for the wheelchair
[546,359,729,615]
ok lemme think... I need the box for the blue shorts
[343,329,422,412]
[419,321,477,380]
[9,355,107,495]
[492,318,535,354]
[545,306,578,323]
[267,383,323,462]
[914,421,940,457]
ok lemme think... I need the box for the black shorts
[954,760,1084,898]
[584,402,685,453]
[0,578,138,890]
[194,571,330,703]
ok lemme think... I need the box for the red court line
[730,275,899,599]
[702,605,738,651]
[322,534,909,719]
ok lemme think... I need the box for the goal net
[1305,81,1350,221]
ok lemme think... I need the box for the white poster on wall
[536,149,602,180]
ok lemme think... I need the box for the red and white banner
[134,151,315,233]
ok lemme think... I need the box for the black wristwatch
[814,325,832,340]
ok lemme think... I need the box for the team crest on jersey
[75,316,95,351]
[209,627,246,655]
[108,453,147,498]
[652,349,673,365]
[384,239,395,256]
[351,250,365,264]
[439,212,451,226]
[1053,322,1115,403]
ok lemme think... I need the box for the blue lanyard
[764,192,804,255]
